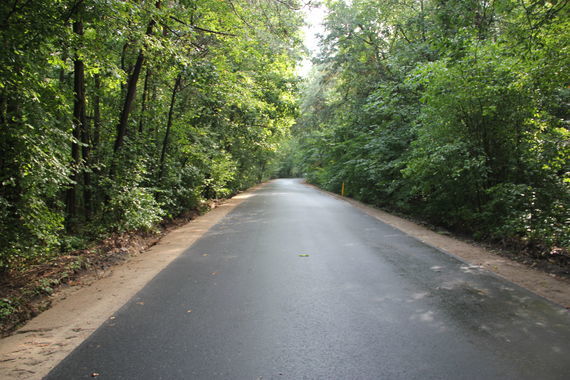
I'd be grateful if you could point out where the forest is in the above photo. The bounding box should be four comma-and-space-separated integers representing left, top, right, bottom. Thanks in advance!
284, 0, 569, 257
0, 0, 569, 276
0, 0, 303, 273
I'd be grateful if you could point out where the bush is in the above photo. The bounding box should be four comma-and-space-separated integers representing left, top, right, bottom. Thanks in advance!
97, 156, 165, 233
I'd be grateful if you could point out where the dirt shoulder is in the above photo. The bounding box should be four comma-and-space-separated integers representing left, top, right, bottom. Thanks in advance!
0, 184, 264, 380
311, 183, 570, 309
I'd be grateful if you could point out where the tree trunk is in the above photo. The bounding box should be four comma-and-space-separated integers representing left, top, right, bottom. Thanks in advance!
65, 17, 86, 232
82, 110, 91, 220
138, 69, 151, 134
93, 74, 101, 149
113, 1, 160, 153
159, 73, 182, 179
113, 50, 145, 152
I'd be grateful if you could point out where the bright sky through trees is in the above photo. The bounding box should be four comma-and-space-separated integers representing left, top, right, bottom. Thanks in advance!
299, 3, 326, 77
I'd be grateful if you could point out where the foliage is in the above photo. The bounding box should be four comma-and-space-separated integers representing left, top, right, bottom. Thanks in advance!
0, 298, 17, 320
287, 0, 570, 252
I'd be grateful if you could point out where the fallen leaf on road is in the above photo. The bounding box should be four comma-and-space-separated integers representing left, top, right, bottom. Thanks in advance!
298, 254, 309, 257
187, 310, 192, 313
211, 272, 218, 275
91, 373, 100, 377
202, 254, 208, 257
136, 302, 144, 305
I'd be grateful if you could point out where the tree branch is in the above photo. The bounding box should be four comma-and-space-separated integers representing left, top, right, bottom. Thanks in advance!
170, 16, 236, 36
226, 0, 255, 30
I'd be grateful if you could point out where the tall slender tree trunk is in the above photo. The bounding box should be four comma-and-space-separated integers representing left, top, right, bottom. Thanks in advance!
65, 17, 87, 232
0, 91, 23, 273
159, 72, 182, 179
138, 69, 151, 134
113, 49, 145, 152
93, 74, 101, 149
88, 74, 102, 216
113, 1, 160, 153
150, 76, 159, 140
119, 41, 129, 95
82, 111, 92, 220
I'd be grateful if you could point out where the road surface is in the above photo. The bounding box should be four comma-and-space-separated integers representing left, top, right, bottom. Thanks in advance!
47, 179, 570, 379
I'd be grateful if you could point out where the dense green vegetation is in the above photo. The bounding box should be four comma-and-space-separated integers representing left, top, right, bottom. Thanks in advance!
287, 0, 569, 253
0, 0, 303, 271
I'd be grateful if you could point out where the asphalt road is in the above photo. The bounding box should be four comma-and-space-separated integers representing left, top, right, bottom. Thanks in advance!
47, 179, 570, 379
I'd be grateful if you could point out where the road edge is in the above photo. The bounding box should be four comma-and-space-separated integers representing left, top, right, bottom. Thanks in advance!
304, 181, 570, 309
0, 182, 268, 380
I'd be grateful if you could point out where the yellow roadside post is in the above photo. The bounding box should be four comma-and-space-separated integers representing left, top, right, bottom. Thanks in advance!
341, 182, 345, 197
